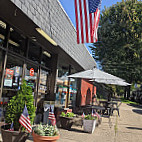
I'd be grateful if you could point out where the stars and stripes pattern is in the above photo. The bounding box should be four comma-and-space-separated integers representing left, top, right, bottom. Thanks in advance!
74, 0, 102, 44
19, 105, 32, 133
48, 108, 56, 126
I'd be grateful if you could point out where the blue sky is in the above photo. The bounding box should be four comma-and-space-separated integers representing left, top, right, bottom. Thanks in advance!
59, 0, 122, 54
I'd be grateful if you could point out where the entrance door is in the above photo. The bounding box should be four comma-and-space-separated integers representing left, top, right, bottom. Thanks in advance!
25, 62, 38, 105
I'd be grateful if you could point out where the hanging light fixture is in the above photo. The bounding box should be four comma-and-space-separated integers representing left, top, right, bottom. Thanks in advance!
36, 28, 57, 46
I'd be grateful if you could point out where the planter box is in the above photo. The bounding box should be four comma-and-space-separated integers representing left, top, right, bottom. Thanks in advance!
59, 116, 75, 130
1, 125, 29, 142
83, 119, 96, 133
32, 131, 60, 142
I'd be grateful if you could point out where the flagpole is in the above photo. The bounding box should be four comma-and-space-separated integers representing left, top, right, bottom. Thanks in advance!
19, 125, 22, 132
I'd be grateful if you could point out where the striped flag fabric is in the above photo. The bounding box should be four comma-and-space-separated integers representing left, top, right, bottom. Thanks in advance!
19, 105, 32, 133
48, 108, 56, 126
74, 0, 102, 44
82, 112, 85, 118
92, 109, 97, 117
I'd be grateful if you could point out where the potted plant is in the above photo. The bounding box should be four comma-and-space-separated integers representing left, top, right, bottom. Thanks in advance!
32, 124, 60, 142
1, 79, 36, 142
59, 112, 76, 129
83, 114, 97, 133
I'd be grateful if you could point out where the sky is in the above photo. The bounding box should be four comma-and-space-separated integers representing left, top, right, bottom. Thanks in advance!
59, 0, 122, 54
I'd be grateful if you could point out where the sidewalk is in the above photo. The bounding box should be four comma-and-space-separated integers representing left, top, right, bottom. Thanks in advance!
1, 103, 142, 142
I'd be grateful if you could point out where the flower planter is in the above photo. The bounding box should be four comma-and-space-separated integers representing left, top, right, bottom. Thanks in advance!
83, 119, 96, 133
32, 131, 60, 142
59, 116, 74, 130
1, 125, 29, 142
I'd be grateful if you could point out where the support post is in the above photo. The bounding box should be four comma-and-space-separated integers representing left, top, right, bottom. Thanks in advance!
65, 65, 71, 108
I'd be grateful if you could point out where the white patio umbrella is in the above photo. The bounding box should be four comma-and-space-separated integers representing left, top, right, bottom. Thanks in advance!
68, 68, 124, 81
94, 79, 131, 86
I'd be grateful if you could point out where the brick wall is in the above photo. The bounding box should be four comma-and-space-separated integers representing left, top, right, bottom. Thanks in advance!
10, 0, 96, 70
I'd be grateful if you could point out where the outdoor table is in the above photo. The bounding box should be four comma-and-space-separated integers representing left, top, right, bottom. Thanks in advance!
82, 105, 105, 114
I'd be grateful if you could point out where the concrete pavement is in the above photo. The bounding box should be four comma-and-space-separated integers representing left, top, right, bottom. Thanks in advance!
1, 102, 142, 142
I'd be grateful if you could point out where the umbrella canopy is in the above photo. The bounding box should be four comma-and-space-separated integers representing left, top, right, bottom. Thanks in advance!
68, 68, 124, 81
94, 79, 131, 86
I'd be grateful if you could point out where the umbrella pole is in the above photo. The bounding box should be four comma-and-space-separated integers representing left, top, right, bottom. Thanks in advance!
92, 84, 94, 105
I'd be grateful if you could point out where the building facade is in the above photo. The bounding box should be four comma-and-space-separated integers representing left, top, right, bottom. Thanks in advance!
0, 0, 96, 119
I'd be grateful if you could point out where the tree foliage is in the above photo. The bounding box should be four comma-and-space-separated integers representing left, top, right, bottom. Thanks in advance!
5, 80, 36, 131
90, 0, 142, 83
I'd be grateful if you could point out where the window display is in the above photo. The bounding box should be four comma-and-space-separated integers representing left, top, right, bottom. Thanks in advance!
25, 64, 38, 91
55, 71, 77, 107
3, 55, 23, 90
38, 69, 48, 95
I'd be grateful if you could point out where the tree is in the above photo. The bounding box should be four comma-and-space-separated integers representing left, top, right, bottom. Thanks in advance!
90, 0, 142, 98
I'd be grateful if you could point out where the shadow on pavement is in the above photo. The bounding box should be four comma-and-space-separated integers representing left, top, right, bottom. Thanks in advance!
68, 128, 86, 133
126, 127, 142, 131
132, 109, 142, 115
127, 103, 142, 109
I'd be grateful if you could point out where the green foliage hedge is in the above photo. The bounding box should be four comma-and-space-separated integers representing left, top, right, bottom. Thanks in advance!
5, 80, 36, 131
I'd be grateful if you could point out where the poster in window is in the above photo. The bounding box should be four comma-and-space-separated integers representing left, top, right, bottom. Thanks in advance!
4, 68, 14, 87
15, 66, 20, 76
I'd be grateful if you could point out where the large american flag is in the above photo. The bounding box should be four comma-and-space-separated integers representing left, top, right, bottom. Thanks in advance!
48, 108, 56, 126
74, 0, 102, 44
19, 105, 32, 133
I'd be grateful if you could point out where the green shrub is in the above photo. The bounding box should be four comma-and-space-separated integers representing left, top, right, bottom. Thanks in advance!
33, 124, 59, 136
60, 112, 75, 117
5, 79, 36, 131
85, 114, 97, 120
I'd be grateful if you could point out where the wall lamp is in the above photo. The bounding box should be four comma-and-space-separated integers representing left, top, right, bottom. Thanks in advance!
0, 34, 19, 47
43, 51, 51, 58
36, 28, 57, 46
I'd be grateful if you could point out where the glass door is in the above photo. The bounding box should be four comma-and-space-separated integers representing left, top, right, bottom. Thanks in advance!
25, 62, 38, 104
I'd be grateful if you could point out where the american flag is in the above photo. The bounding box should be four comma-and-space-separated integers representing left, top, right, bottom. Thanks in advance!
48, 108, 56, 126
82, 112, 85, 118
95, 111, 101, 119
74, 0, 102, 44
8, 122, 14, 131
19, 105, 32, 133
92, 109, 97, 117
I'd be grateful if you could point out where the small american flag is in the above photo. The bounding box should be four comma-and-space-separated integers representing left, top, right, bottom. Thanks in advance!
19, 105, 32, 133
82, 112, 85, 118
92, 109, 97, 117
48, 108, 56, 126
74, 0, 102, 43
95, 112, 101, 119
8, 122, 14, 131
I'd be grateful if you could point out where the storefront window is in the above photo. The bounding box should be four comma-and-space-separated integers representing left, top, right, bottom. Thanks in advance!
28, 41, 41, 64
0, 19, 6, 47
55, 70, 77, 107
8, 27, 26, 56
38, 69, 48, 95
3, 55, 23, 90
41, 51, 51, 68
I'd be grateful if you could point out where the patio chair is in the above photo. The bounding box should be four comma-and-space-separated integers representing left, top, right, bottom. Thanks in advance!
111, 102, 122, 116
